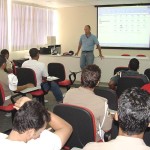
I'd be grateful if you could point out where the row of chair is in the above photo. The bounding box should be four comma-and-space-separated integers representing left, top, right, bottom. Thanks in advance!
54, 102, 150, 149
11, 63, 77, 104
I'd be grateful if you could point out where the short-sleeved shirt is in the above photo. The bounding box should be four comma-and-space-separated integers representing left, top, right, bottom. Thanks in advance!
22, 59, 48, 86
0, 130, 61, 150
83, 136, 150, 150
79, 34, 99, 51
0, 69, 12, 97
110, 70, 149, 85
63, 87, 112, 131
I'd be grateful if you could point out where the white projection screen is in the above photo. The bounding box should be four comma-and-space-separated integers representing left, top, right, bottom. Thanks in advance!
97, 4, 150, 49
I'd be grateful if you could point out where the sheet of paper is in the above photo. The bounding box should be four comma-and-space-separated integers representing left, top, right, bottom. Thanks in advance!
20, 86, 41, 94
47, 76, 59, 81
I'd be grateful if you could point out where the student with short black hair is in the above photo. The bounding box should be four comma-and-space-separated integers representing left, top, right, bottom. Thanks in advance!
109, 58, 149, 90
22, 48, 63, 103
0, 97, 72, 149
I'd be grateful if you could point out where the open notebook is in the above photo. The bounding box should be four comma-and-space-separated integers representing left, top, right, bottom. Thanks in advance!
20, 86, 41, 94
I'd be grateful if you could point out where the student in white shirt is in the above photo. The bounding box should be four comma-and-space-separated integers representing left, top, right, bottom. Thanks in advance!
0, 97, 72, 150
22, 48, 63, 103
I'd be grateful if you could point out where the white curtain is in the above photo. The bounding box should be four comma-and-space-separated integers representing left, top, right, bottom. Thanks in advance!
0, 0, 8, 50
47, 9, 55, 36
11, 3, 55, 51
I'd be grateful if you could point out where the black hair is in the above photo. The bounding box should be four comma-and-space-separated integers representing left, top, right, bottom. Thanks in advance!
1, 49, 9, 56
128, 58, 139, 71
0, 55, 6, 67
29, 48, 39, 58
81, 64, 101, 88
118, 87, 150, 135
12, 101, 50, 133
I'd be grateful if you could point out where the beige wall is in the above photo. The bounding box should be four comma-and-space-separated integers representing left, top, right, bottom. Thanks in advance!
57, 6, 96, 53
57, 6, 150, 57
9, 5, 150, 60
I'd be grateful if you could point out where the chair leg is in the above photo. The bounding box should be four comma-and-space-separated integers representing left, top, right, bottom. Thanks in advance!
66, 86, 70, 91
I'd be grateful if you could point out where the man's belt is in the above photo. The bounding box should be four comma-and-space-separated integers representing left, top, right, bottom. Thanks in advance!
82, 51, 93, 53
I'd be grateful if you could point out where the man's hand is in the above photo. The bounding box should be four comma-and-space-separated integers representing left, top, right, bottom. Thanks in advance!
14, 97, 31, 110
99, 54, 104, 60
75, 52, 79, 56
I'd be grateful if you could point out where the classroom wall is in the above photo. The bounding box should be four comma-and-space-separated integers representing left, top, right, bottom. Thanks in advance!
9, 2, 150, 59
57, 6, 150, 57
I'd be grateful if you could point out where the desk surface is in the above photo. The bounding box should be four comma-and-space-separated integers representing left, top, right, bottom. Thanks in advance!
39, 55, 150, 83
40, 54, 149, 59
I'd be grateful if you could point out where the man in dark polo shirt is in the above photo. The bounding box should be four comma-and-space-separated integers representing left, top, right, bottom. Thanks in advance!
108, 58, 149, 90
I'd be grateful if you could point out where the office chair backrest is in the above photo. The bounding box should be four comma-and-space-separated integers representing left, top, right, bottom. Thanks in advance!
94, 87, 118, 110
48, 63, 65, 81
0, 83, 5, 106
116, 77, 145, 98
16, 68, 36, 86
144, 68, 150, 80
114, 67, 129, 75
53, 104, 96, 149
13, 58, 29, 68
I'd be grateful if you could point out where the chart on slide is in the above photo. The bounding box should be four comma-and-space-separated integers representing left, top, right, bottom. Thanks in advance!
98, 5, 150, 48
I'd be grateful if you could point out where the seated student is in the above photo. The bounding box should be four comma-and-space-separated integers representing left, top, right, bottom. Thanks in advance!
63, 64, 112, 140
22, 48, 63, 103
108, 58, 149, 90
82, 87, 150, 150
0, 55, 34, 100
0, 97, 72, 149
1, 49, 13, 73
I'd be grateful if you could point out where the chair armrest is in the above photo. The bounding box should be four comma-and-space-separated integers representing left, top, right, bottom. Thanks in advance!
11, 93, 23, 104
69, 72, 76, 85
69, 71, 81, 85
104, 130, 112, 142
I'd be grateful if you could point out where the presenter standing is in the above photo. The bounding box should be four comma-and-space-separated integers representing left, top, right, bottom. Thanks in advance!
75, 25, 103, 69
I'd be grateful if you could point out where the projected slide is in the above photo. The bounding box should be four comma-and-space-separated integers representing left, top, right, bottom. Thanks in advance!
98, 5, 150, 49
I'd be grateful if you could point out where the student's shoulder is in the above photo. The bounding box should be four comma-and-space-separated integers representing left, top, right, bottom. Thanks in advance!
83, 142, 105, 150
91, 34, 97, 38
67, 87, 78, 93
27, 130, 61, 149
0, 133, 8, 139
80, 34, 86, 38
94, 94, 108, 103
34, 60, 45, 67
